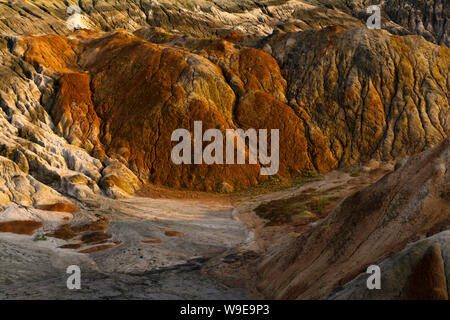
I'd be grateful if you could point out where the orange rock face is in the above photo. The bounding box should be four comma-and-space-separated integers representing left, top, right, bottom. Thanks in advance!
0, 221, 42, 235
38, 203, 79, 213
78, 242, 121, 254
164, 230, 183, 237
17, 29, 448, 192
142, 239, 163, 244
20, 35, 78, 72
20, 32, 270, 190
52, 72, 106, 159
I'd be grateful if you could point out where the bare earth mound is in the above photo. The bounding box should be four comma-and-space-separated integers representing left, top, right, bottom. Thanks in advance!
257, 138, 450, 299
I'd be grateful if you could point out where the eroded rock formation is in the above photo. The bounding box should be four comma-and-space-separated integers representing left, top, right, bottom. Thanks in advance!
0, 0, 448, 301
257, 138, 450, 299
8, 27, 447, 192
0, 0, 448, 193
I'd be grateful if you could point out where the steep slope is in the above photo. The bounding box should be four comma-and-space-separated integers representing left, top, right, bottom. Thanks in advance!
262, 26, 449, 165
3, 24, 448, 192
384, 0, 449, 46
0, 0, 363, 37
328, 232, 450, 300
257, 137, 450, 299
0, 0, 448, 196
0, 35, 108, 207
16, 31, 320, 190
348, 0, 449, 46
1, 1, 447, 45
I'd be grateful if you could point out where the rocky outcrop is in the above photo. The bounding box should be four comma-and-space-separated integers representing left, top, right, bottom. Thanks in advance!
263, 26, 449, 165
24, 28, 449, 190
0, 25, 447, 193
383, 0, 449, 46
0, 35, 106, 206
348, 0, 449, 46
257, 138, 450, 299
0, 0, 448, 51
1, 1, 447, 45
328, 232, 449, 300
0, 156, 66, 210
0, 0, 363, 38
99, 159, 142, 198
52, 72, 105, 159
172, 37, 337, 175
0, 1, 448, 196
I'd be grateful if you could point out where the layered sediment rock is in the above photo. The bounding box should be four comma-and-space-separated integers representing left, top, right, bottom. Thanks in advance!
0, 0, 448, 301
327, 234, 449, 300
349, 0, 449, 46
263, 26, 449, 165
1, 1, 447, 45
12, 27, 448, 191
257, 138, 450, 299
0, 0, 448, 197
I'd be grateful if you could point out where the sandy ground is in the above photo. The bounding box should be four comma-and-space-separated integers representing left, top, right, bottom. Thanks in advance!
232, 165, 394, 251
201, 164, 395, 296
0, 163, 393, 300
0, 196, 250, 299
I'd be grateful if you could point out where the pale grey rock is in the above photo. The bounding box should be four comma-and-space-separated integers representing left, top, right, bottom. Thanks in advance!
0, 156, 66, 210
0, 37, 105, 207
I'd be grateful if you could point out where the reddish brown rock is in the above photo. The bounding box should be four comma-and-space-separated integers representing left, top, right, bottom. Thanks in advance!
47, 218, 111, 244
52, 72, 106, 159
78, 242, 121, 254
0, 220, 42, 235
407, 244, 449, 300
16, 28, 448, 192
38, 203, 79, 213
142, 239, 163, 244
47, 225, 77, 240
164, 230, 183, 237
19, 35, 78, 72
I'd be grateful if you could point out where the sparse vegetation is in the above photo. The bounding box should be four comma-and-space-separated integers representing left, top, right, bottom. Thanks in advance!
350, 171, 363, 177
33, 233, 48, 241
230, 173, 322, 200
302, 168, 317, 178
254, 193, 340, 226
